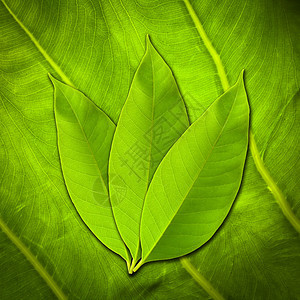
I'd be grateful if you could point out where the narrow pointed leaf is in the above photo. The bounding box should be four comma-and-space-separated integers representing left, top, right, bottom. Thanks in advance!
50, 75, 129, 262
140, 71, 249, 264
109, 36, 190, 260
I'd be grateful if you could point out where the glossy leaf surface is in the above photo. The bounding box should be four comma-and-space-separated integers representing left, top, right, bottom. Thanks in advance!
51, 75, 129, 263
1, 0, 299, 299
140, 72, 249, 264
109, 36, 189, 260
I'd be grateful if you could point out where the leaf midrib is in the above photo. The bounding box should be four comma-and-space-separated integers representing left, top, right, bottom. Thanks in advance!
180, 257, 224, 300
0, 217, 68, 300
249, 132, 300, 232
1, 0, 74, 88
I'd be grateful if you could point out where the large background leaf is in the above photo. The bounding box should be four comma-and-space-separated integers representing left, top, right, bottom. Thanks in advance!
0, 0, 299, 299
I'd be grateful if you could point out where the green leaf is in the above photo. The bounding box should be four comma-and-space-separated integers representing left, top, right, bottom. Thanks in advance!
139, 71, 249, 267
50, 75, 130, 264
1, 0, 300, 299
109, 36, 189, 262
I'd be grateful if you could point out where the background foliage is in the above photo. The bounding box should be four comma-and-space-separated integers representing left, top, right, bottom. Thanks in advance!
0, 0, 299, 299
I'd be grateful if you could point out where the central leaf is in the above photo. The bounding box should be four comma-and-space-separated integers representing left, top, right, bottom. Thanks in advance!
109, 36, 190, 262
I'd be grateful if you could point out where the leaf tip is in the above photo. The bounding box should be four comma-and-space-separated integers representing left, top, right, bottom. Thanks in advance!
48, 72, 54, 82
239, 69, 245, 81
48, 73, 59, 87
235, 69, 247, 92
145, 34, 152, 48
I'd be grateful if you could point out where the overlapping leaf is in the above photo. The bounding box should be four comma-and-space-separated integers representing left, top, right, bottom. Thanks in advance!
109, 36, 189, 263
138, 71, 249, 268
51, 75, 130, 264
52, 38, 249, 275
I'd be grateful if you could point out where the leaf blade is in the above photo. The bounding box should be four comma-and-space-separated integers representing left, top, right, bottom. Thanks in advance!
140, 71, 249, 263
51, 75, 129, 262
109, 36, 190, 260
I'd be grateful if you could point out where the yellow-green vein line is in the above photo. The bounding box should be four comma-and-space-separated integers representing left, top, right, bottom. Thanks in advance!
0, 2, 74, 297
183, 0, 300, 234
180, 258, 225, 300
0, 217, 68, 300
1, 0, 74, 88
183, 0, 230, 91
249, 132, 300, 233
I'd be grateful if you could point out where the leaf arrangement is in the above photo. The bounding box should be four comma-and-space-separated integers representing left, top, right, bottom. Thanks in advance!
2, 0, 300, 298
50, 36, 249, 274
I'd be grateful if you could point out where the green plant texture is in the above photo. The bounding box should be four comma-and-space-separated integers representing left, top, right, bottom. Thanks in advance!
0, 0, 299, 299
52, 37, 249, 274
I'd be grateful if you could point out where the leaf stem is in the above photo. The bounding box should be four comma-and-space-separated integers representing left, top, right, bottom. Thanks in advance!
128, 258, 136, 274
126, 260, 131, 273
180, 257, 224, 300
132, 259, 144, 273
